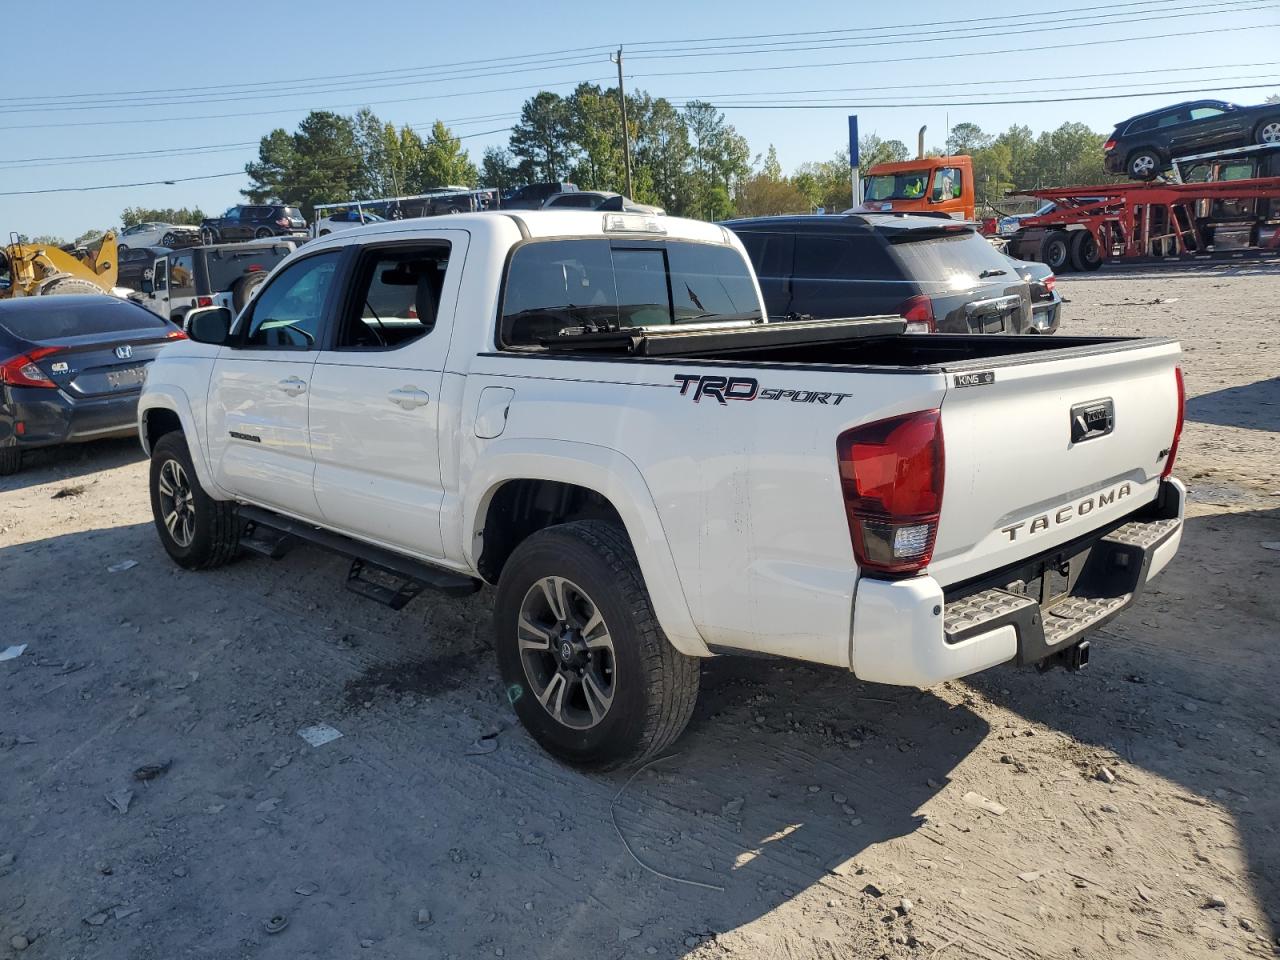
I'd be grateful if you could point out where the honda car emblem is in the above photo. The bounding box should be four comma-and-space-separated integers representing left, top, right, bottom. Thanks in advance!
115, 345, 133, 360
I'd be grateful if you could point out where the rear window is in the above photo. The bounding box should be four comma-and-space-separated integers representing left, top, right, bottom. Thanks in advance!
500, 239, 760, 346
0, 299, 168, 342
205, 247, 291, 292
888, 230, 1013, 286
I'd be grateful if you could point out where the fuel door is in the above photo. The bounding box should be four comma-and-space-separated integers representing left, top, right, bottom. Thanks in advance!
474, 386, 515, 439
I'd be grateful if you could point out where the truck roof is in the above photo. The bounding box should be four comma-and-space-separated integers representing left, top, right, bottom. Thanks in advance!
304, 210, 734, 247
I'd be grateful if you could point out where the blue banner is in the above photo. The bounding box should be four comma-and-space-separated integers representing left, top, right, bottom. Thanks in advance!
848, 115, 859, 168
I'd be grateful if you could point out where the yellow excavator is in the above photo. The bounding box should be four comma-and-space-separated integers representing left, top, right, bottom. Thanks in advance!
0, 231, 119, 299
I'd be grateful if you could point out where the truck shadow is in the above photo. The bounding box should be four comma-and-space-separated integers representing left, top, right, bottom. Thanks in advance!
1185, 377, 1280, 433
964, 506, 1280, 929
0, 436, 143, 492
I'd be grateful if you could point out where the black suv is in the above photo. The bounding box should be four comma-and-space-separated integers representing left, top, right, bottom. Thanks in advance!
724, 214, 1033, 334
500, 182, 578, 210
1104, 99, 1280, 180
200, 204, 308, 244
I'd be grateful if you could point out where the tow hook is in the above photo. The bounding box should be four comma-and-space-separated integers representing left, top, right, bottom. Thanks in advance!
1037, 640, 1090, 674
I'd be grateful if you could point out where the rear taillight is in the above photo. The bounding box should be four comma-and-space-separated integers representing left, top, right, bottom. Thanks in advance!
166, 329, 187, 339
837, 409, 945, 577
1103, 139, 1116, 153
1042, 275, 1057, 295
196, 296, 213, 307
0, 346, 63, 389
1162, 366, 1185, 479
980, 216, 998, 236
899, 294, 936, 334
276, 218, 290, 227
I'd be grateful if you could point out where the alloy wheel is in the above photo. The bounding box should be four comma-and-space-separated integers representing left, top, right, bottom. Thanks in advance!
1260, 121, 1280, 144
1131, 154, 1156, 177
157, 458, 196, 548
517, 576, 617, 730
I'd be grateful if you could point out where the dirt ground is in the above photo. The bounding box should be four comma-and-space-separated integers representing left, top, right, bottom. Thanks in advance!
1, 260, 1278, 960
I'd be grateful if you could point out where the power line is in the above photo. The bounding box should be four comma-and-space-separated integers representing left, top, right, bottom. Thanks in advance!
0, 172, 246, 198
0, 77, 607, 132
667, 61, 1280, 102
2, 0, 1236, 108
678, 74, 1280, 105
703, 80, 1280, 109
0, 124, 517, 194
631, 21, 1276, 79
2, 0, 1261, 116
629, 0, 1274, 59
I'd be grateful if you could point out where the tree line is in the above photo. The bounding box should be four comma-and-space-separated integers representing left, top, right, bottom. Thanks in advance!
103, 89, 1136, 235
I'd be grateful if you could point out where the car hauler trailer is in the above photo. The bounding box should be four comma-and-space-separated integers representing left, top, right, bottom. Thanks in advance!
995, 145, 1280, 272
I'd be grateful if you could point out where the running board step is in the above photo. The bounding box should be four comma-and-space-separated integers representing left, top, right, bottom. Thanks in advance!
239, 524, 296, 559
237, 505, 482, 603
346, 559, 426, 610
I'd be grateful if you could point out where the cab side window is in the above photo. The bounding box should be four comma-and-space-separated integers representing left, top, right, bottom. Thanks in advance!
931, 167, 963, 202
241, 252, 340, 349
335, 244, 450, 350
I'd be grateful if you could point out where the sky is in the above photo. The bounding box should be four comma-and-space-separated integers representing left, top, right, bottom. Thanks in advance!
2, 0, 1277, 239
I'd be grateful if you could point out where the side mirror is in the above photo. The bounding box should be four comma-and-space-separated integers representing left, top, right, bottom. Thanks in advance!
186, 306, 233, 345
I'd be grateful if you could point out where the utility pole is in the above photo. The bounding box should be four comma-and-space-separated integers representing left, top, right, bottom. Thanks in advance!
611, 47, 634, 198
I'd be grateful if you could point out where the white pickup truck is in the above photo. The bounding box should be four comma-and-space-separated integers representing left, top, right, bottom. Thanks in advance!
137, 211, 1186, 769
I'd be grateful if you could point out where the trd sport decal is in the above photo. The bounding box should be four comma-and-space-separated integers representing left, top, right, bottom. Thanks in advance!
674, 374, 851, 406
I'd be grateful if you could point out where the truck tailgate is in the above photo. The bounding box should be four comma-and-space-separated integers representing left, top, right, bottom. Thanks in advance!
928, 338, 1181, 587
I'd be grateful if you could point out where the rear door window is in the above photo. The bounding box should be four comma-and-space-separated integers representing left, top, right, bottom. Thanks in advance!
0, 299, 168, 342
794, 234, 898, 281
500, 239, 760, 346
170, 252, 196, 298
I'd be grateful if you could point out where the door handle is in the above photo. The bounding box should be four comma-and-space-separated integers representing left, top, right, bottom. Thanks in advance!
388, 386, 430, 410
276, 376, 307, 396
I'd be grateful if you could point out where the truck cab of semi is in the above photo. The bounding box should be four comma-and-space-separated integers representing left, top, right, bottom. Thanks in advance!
859, 156, 975, 221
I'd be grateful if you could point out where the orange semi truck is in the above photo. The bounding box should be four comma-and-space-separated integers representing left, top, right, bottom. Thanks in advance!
857, 155, 975, 220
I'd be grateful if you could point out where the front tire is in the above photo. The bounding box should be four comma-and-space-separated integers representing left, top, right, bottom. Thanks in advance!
200, 228, 217, 245
161, 232, 177, 247
149, 432, 239, 569
1256, 118, 1280, 145
1040, 231, 1071, 273
494, 521, 700, 770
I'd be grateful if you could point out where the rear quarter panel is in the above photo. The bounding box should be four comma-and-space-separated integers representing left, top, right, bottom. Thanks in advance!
456, 353, 947, 667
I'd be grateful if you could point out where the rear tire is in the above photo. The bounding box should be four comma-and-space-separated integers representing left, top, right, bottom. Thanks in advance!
149, 432, 239, 569
254, 227, 273, 239
200, 228, 217, 245
1256, 118, 1280, 145
1040, 232, 1071, 273
1069, 230, 1103, 272
494, 520, 700, 770
0, 448, 22, 476
1128, 149, 1161, 181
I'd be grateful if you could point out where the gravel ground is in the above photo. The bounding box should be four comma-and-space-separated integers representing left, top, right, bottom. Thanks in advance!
1, 260, 1278, 960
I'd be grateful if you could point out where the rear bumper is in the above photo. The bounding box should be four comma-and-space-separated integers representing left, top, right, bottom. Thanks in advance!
0, 386, 141, 450
851, 478, 1184, 687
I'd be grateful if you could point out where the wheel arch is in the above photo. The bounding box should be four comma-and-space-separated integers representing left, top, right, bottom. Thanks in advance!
137, 391, 223, 498
463, 440, 711, 657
